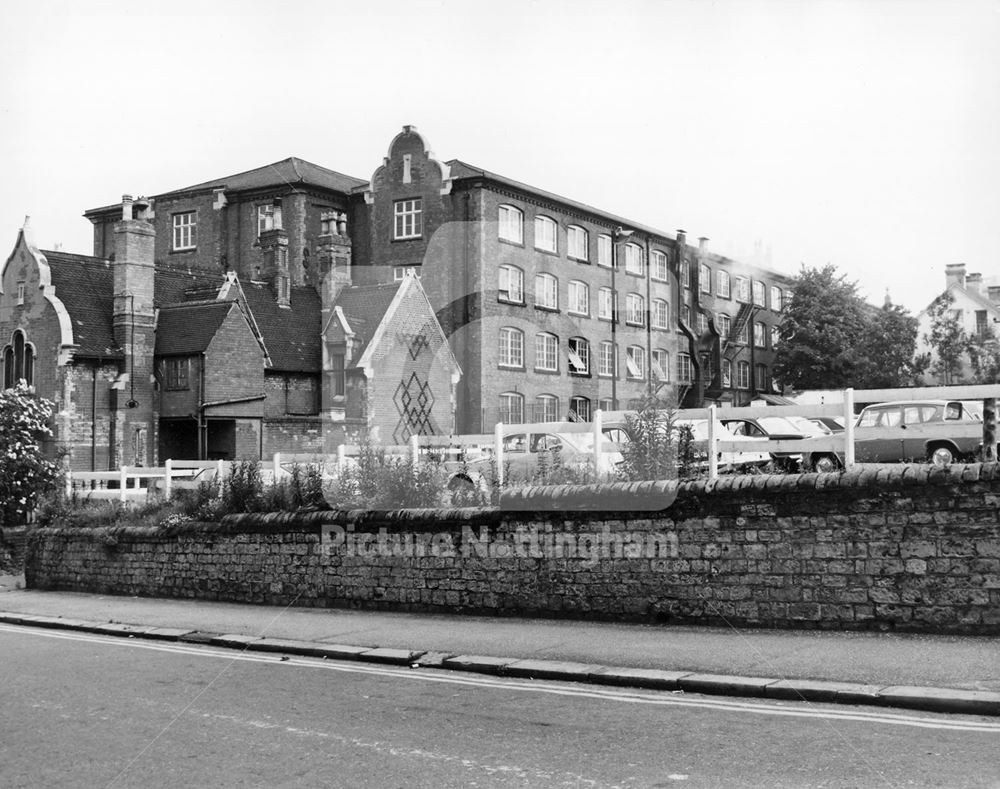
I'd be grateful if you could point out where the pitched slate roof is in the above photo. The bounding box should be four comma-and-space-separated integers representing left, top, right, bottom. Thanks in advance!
154, 265, 225, 307
331, 282, 403, 366
238, 282, 322, 372
161, 157, 368, 198
42, 251, 122, 358
155, 301, 236, 356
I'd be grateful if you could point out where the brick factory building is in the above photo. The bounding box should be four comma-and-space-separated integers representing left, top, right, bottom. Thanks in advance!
1, 126, 790, 468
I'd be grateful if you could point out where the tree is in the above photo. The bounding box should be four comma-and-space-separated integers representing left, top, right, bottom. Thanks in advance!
965, 325, 1000, 384
924, 292, 968, 385
0, 383, 61, 525
774, 265, 924, 391
854, 302, 928, 387
773, 265, 869, 390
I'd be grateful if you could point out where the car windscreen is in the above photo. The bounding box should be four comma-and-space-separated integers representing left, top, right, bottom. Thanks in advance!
756, 416, 803, 434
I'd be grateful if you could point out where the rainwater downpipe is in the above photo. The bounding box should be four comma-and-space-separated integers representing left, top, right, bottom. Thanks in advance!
91, 364, 98, 471
644, 235, 653, 396
198, 353, 207, 459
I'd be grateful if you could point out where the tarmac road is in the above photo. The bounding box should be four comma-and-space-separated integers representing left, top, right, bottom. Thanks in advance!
2, 583, 999, 691
2, 625, 999, 788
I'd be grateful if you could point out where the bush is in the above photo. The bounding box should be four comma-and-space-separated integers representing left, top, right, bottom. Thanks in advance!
0, 384, 62, 525
222, 459, 263, 513
617, 394, 680, 481
327, 441, 449, 509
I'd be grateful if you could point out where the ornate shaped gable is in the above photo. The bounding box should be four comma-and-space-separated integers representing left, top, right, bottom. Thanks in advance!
364, 125, 453, 205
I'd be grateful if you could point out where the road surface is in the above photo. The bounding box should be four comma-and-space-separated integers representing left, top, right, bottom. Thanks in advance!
1, 625, 998, 788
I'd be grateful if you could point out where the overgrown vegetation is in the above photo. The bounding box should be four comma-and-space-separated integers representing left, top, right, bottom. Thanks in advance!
616, 394, 704, 481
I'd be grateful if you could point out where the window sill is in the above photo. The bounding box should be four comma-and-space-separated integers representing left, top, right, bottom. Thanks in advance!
567, 310, 589, 318
625, 321, 646, 328
533, 368, 561, 376
569, 255, 590, 265
498, 364, 526, 372
534, 305, 560, 314
169, 248, 196, 255
534, 247, 559, 257
391, 235, 423, 243
498, 297, 526, 307
569, 371, 592, 378
498, 237, 524, 248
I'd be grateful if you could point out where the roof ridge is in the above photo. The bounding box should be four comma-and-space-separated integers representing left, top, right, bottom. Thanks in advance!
159, 299, 231, 311
41, 249, 109, 264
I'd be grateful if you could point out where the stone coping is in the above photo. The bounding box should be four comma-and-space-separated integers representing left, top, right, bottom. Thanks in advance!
23, 461, 1000, 537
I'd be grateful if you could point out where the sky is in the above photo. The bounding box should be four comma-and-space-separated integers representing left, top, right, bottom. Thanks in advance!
1, 0, 998, 314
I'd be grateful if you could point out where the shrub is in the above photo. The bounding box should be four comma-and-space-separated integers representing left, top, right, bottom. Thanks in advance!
617, 394, 680, 481
0, 384, 62, 525
222, 459, 263, 513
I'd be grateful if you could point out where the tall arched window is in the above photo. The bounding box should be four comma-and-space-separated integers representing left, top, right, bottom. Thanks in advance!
3, 330, 34, 389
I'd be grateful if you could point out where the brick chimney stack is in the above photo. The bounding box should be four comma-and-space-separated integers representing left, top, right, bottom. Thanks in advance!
260, 227, 291, 308
946, 263, 967, 289
966, 272, 983, 296
112, 195, 156, 466
317, 211, 352, 308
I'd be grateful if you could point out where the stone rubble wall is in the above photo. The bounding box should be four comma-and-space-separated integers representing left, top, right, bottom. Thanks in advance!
24, 463, 1000, 634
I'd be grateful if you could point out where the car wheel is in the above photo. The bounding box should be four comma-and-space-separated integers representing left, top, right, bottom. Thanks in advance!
813, 455, 839, 473
929, 445, 955, 467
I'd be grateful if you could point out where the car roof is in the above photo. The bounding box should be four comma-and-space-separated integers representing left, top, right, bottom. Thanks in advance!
862, 400, 955, 409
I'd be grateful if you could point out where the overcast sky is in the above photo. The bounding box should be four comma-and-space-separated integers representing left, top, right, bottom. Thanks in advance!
2, 0, 997, 313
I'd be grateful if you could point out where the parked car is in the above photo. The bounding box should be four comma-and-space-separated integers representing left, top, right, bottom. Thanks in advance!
446, 428, 623, 493
802, 399, 988, 472
678, 419, 771, 471
806, 416, 846, 434
720, 414, 808, 471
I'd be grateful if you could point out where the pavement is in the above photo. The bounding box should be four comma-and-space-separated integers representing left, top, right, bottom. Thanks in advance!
2, 573, 999, 717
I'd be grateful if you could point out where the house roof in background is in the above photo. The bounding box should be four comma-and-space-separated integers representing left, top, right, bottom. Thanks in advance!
155, 301, 236, 356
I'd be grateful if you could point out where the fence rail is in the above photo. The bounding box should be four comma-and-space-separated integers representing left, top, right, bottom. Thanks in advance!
63, 384, 1000, 502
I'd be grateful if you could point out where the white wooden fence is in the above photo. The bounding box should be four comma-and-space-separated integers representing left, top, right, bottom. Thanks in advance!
63, 384, 1000, 502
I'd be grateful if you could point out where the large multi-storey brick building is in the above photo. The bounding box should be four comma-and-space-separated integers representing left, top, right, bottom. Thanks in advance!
2, 125, 791, 468
355, 126, 793, 430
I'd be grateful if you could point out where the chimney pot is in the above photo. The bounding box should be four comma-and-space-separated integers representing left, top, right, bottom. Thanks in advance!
122, 194, 134, 221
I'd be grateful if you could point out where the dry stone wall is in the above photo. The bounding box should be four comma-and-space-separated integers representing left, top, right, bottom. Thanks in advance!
25, 463, 1000, 634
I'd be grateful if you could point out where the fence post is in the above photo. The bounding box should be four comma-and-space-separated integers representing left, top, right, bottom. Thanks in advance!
65, 470, 73, 499
593, 409, 604, 476
494, 421, 505, 487
164, 458, 173, 500
410, 433, 420, 466
337, 444, 346, 473
707, 404, 719, 480
843, 387, 855, 469
983, 398, 997, 462
216, 460, 225, 484
272, 452, 282, 482
119, 466, 128, 503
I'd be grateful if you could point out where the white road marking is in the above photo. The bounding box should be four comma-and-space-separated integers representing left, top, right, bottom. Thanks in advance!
3, 623, 1000, 734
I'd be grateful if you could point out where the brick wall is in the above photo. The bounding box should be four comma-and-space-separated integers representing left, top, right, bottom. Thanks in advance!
25, 463, 1000, 634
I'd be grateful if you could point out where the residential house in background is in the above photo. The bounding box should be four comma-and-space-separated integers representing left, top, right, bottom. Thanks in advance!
915, 263, 1000, 384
